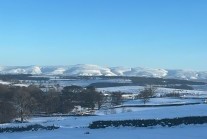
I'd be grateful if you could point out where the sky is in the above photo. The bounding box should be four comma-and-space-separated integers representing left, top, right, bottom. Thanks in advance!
0, 0, 207, 70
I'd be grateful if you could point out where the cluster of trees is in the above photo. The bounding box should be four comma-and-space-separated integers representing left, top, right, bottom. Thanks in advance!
0, 85, 48, 123
110, 92, 123, 106
0, 82, 162, 124
60, 86, 103, 113
0, 84, 103, 123
163, 91, 181, 98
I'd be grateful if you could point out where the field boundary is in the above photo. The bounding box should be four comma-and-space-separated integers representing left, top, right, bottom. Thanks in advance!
89, 116, 207, 129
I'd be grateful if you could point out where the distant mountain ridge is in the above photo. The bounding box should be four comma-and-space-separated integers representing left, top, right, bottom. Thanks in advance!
0, 64, 207, 80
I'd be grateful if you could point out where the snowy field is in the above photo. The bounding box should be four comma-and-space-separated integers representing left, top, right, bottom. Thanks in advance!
1, 80, 207, 139
1, 104, 207, 139
97, 85, 207, 98
1, 104, 207, 128
1, 125, 207, 139
122, 98, 203, 106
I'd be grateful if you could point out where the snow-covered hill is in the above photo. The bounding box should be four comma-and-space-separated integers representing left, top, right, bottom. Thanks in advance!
0, 64, 207, 80
0, 66, 42, 74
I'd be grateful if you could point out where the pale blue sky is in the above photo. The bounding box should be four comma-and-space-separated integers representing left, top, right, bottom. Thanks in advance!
0, 0, 207, 70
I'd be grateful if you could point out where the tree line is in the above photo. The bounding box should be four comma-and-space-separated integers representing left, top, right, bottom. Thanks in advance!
0, 83, 158, 124
0, 74, 49, 81
0, 84, 103, 123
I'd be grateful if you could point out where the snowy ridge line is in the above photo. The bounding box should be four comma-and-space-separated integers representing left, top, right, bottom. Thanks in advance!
0, 64, 207, 80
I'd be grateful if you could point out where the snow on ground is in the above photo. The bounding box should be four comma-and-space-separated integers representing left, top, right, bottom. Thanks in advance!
0, 80, 29, 87
95, 104, 207, 121
13, 84, 29, 87
1, 104, 207, 139
97, 86, 207, 98
122, 98, 203, 106
0, 84, 206, 139
97, 86, 144, 93
1, 104, 207, 128
156, 88, 207, 98
1, 125, 207, 139
0, 80, 10, 85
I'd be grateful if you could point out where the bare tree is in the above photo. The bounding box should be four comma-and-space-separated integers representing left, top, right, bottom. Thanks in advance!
14, 89, 37, 122
138, 86, 156, 104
